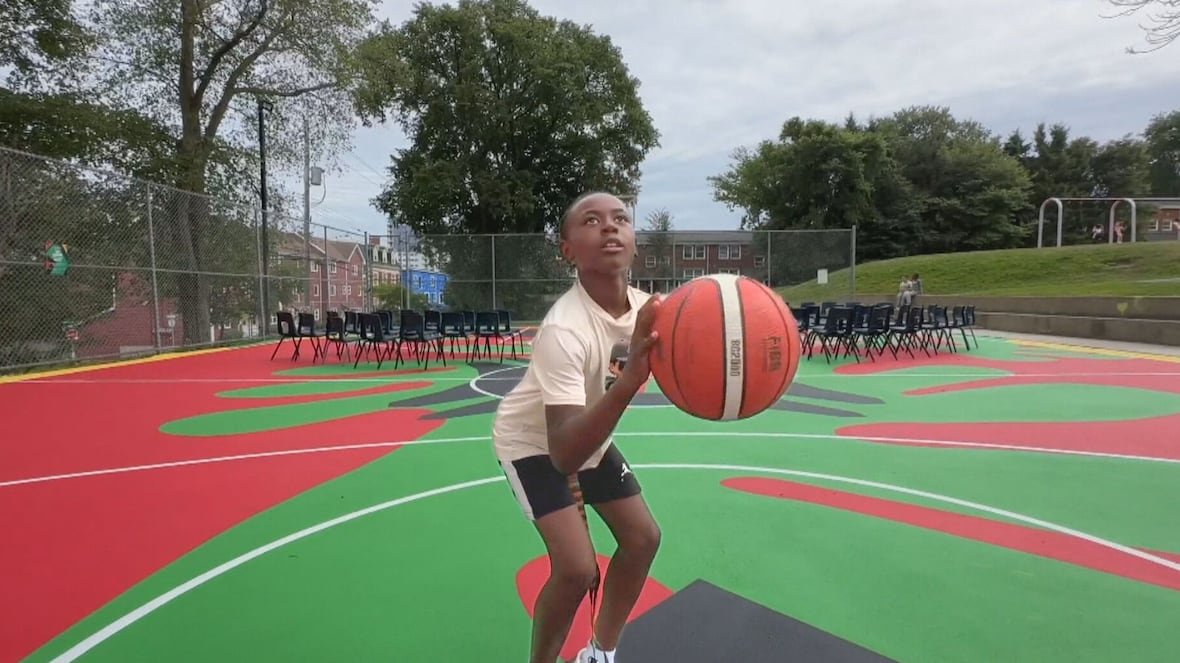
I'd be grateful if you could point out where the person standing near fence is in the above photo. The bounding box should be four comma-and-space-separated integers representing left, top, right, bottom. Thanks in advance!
491, 191, 663, 663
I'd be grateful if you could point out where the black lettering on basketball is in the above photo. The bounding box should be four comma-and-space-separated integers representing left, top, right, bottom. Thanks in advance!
764, 336, 783, 372
729, 338, 742, 377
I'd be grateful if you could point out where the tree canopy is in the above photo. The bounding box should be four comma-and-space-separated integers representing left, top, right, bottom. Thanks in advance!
352, 0, 659, 315
708, 104, 1174, 261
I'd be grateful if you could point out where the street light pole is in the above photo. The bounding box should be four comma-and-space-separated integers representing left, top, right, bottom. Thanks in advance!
258, 98, 272, 334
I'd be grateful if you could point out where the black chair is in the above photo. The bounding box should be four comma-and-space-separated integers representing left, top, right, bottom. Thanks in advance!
270, 311, 301, 360
296, 312, 326, 363
354, 312, 392, 369
324, 314, 351, 362
496, 309, 522, 360
396, 309, 446, 369
811, 305, 856, 363
440, 311, 469, 358
473, 311, 506, 362
884, 306, 924, 359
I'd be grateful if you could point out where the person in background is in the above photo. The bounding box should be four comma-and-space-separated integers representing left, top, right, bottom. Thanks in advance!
909, 273, 924, 306
896, 275, 913, 307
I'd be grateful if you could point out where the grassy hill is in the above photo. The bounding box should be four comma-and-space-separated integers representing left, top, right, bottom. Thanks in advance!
777, 241, 1180, 302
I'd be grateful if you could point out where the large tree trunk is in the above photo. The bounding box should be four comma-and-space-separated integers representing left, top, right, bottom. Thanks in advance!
173, 0, 212, 346
173, 132, 212, 346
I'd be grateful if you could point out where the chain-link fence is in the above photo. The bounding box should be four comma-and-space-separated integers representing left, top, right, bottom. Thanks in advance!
0, 145, 378, 373
0, 144, 858, 372
409, 228, 857, 321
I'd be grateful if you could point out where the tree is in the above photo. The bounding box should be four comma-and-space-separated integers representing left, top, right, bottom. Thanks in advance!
352, 0, 659, 316
870, 106, 1033, 254
639, 207, 674, 286
708, 117, 914, 263
1105, 1, 1180, 52
1143, 110, 1180, 194
1, 0, 92, 87
81, 0, 377, 343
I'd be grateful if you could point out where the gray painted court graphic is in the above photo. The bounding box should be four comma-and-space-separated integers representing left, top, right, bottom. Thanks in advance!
617, 580, 898, 662
388, 362, 884, 419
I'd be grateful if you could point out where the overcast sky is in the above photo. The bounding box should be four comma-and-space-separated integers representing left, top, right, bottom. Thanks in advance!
301, 0, 1180, 237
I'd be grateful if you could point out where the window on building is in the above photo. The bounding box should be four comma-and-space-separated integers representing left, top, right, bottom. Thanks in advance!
343, 285, 352, 296
718, 268, 740, 275
312, 284, 320, 297
311, 263, 319, 272
329, 263, 337, 274
682, 244, 706, 260
754, 255, 766, 267
683, 268, 705, 279
329, 284, 337, 297
719, 244, 741, 260
645, 255, 656, 268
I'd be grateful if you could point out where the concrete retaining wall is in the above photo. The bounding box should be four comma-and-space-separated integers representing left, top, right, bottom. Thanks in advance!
846, 294, 1180, 347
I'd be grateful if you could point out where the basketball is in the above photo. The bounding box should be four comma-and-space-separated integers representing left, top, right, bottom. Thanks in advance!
648, 273, 801, 421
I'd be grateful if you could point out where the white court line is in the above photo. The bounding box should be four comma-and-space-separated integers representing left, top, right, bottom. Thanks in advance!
4, 429, 1176, 489
44, 461, 1180, 663
11, 370, 1180, 385
468, 365, 524, 400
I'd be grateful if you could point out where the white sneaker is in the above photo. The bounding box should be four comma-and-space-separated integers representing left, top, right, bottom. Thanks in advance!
574, 644, 614, 663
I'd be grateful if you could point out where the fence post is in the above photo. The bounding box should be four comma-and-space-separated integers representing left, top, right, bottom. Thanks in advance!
766, 231, 774, 287
146, 185, 163, 352
363, 231, 370, 311
850, 225, 857, 299
491, 234, 497, 309
256, 204, 266, 339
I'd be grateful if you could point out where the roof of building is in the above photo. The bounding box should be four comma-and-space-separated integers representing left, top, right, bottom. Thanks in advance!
636, 230, 756, 244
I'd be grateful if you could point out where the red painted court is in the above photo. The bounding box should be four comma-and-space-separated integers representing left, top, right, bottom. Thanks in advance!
2, 332, 1179, 662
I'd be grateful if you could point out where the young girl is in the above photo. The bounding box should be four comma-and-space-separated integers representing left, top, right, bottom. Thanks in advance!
492, 192, 663, 663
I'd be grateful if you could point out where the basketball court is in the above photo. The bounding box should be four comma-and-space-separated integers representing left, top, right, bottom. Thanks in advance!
3, 330, 1179, 662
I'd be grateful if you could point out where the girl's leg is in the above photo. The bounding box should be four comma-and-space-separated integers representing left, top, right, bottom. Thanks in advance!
530, 504, 600, 663
589, 493, 661, 651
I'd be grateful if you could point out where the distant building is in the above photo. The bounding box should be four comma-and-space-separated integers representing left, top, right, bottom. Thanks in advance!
404, 268, 449, 306
1144, 204, 1180, 241
273, 232, 367, 318
632, 230, 766, 293
366, 236, 402, 289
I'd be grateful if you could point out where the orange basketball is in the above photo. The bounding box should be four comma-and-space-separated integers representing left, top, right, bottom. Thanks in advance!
648, 274, 801, 421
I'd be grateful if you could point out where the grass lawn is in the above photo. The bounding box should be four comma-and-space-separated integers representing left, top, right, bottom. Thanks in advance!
778, 241, 1180, 302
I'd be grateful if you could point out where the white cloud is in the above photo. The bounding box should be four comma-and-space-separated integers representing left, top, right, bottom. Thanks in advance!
311, 0, 1179, 234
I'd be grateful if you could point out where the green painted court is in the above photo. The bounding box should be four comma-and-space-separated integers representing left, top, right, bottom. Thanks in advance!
3, 332, 1180, 662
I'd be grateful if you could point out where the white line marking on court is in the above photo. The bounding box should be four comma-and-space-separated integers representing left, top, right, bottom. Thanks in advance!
45, 476, 504, 663
45, 461, 1180, 663
0, 437, 489, 488
468, 365, 523, 400
6, 427, 1177, 489
11, 370, 1180, 386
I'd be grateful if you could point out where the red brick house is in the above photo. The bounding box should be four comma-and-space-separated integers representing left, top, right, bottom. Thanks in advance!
631, 231, 767, 293
1145, 205, 1180, 241
275, 232, 368, 318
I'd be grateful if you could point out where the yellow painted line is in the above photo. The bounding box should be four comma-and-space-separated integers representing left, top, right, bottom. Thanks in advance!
1010, 339, 1180, 363
0, 344, 259, 384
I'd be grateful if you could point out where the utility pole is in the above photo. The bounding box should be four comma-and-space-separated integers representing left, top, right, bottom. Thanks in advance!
303, 114, 312, 311
258, 98, 272, 334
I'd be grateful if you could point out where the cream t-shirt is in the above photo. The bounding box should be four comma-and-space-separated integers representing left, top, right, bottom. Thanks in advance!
492, 280, 651, 469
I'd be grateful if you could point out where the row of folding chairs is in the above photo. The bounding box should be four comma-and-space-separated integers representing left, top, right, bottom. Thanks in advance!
790, 302, 978, 364
269, 308, 526, 369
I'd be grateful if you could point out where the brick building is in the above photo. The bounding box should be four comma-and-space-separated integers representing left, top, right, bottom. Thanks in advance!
631, 231, 767, 293
274, 232, 368, 318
